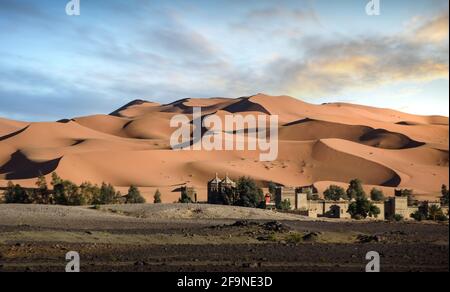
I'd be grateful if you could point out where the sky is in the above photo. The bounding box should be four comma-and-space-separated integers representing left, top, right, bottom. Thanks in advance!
0, 0, 448, 121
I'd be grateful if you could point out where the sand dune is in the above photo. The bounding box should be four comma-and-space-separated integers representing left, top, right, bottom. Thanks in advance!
0, 118, 28, 137
0, 94, 448, 201
280, 119, 424, 149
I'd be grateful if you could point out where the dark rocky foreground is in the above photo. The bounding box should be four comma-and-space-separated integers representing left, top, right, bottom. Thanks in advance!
0, 219, 448, 272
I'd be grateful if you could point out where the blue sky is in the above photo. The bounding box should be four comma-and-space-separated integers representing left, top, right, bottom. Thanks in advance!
0, 0, 448, 121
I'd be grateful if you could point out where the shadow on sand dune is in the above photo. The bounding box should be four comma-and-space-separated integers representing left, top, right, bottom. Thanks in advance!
0, 150, 62, 180
222, 97, 271, 115
0, 125, 30, 142
282, 118, 425, 150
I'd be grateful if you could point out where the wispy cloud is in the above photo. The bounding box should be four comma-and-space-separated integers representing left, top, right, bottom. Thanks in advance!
262, 11, 449, 98
411, 11, 449, 43
0, 0, 448, 120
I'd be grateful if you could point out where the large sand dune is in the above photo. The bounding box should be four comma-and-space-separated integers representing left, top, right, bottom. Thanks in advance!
0, 94, 448, 201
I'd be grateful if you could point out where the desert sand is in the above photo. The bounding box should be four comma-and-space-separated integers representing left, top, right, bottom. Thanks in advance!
0, 94, 448, 202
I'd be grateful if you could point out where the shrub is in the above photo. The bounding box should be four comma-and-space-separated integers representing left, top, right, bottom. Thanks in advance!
286, 233, 303, 244
398, 189, 413, 197
268, 181, 277, 197
179, 189, 193, 203
278, 199, 291, 211
79, 182, 100, 205
153, 189, 162, 204
51, 172, 63, 187
93, 183, 121, 205
54, 180, 90, 206
436, 213, 449, 222
324, 185, 347, 201
52, 178, 89, 206
353, 214, 364, 220
441, 184, 449, 206
235, 177, 264, 208
219, 187, 236, 205
411, 211, 426, 221
428, 205, 447, 222
308, 193, 320, 201
3, 182, 30, 204
125, 186, 146, 204
348, 197, 380, 219
370, 188, 385, 202
31, 174, 51, 204
393, 214, 404, 222
397, 189, 416, 206
64, 182, 85, 206
53, 181, 67, 205
346, 179, 366, 200
6, 172, 145, 207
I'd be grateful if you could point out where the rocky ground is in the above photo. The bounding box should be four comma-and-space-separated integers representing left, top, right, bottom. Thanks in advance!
0, 204, 448, 272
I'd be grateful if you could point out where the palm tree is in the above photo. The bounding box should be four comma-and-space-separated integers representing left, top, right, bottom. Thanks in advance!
428, 205, 442, 221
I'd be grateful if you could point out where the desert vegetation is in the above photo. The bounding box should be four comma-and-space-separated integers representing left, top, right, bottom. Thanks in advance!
345, 180, 381, 219
411, 204, 448, 222
1, 172, 145, 206
370, 188, 385, 201
202, 176, 265, 208
441, 184, 449, 205
153, 189, 162, 204
323, 185, 347, 201
321, 179, 381, 219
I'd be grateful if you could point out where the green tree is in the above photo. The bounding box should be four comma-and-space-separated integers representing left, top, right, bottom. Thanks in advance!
64, 181, 84, 206
308, 192, 320, 201
51, 172, 65, 204
411, 210, 426, 222
441, 184, 449, 205
278, 199, 291, 211
154, 189, 162, 204
370, 188, 385, 202
397, 189, 416, 205
31, 174, 51, 204
3, 181, 30, 204
324, 185, 347, 201
428, 205, 445, 221
219, 187, 236, 205
235, 177, 264, 208
53, 179, 87, 206
348, 197, 380, 219
51, 172, 63, 187
393, 214, 404, 222
53, 181, 67, 205
399, 189, 413, 197
125, 186, 146, 204
179, 189, 193, 203
79, 182, 100, 205
94, 183, 120, 205
346, 179, 366, 200
399, 189, 417, 206
268, 181, 277, 198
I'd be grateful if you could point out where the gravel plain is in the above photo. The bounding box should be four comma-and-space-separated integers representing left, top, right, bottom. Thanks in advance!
0, 204, 448, 272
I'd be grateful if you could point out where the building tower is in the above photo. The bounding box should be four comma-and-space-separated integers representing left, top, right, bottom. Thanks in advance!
207, 173, 236, 205
207, 173, 222, 204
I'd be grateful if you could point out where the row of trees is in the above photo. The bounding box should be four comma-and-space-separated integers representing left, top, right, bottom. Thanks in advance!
323, 180, 385, 202
412, 205, 448, 222
1, 173, 146, 206
323, 180, 449, 221
267, 178, 383, 217
320, 179, 381, 219
409, 185, 449, 222
346, 179, 380, 219
215, 177, 265, 208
